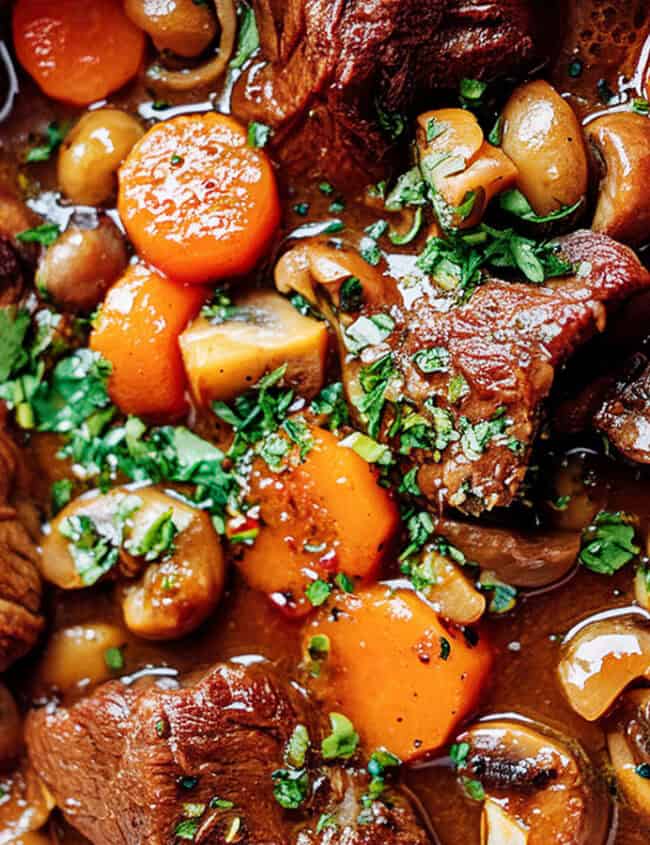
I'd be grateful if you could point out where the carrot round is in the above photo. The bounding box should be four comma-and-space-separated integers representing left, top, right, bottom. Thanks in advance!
90, 264, 206, 419
235, 426, 400, 616
13, 0, 145, 106
304, 586, 492, 761
118, 114, 281, 284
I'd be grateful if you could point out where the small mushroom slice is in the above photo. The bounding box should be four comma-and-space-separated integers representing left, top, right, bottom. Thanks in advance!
456, 719, 610, 845
607, 689, 650, 820
411, 547, 486, 625
558, 611, 650, 721
587, 112, 650, 247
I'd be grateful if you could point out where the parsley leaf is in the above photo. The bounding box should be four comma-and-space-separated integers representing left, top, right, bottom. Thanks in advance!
247, 121, 271, 148
579, 511, 639, 574
230, 4, 259, 69
26, 121, 68, 163
0, 307, 30, 382
272, 768, 309, 809
321, 713, 359, 761
16, 222, 61, 247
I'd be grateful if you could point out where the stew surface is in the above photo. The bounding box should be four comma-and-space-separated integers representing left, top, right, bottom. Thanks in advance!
1, 2, 650, 844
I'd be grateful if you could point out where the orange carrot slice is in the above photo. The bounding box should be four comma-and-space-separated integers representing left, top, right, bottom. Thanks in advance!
118, 113, 281, 284
13, 0, 145, 106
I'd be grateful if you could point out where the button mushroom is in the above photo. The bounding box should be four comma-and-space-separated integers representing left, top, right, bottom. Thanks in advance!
501, 80, 588, 217
41, 486, 226, 640
409, 547, 486, 625
607, 689, 650, 821
125, 0, 218, 58
587, 112, 650, 247
558, 611, 650, 721
58, 108, 145, 206
455, 718, 611, 844
36, 215, 129, 313
416, 108, 517, 229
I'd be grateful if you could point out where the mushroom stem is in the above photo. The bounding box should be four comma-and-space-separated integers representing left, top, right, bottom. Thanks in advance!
147, 0, 237, 92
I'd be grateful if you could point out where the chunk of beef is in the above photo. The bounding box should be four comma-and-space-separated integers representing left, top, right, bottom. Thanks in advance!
400, 231, 650, 512
26, 662, 429, 845
235, 0, 535, 182
594, 352, 650, 464
0, 413, 43, 671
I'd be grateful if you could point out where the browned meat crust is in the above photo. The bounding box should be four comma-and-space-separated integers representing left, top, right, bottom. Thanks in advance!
594, 352, 650, 464
27, 663, 428, 845
235, 0, 535, 182
400, 231, 650, 512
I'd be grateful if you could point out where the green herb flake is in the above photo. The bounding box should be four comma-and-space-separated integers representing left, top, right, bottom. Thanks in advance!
16, 222, 61, 247
285, 724, 311, 769
636, 763, 650, 779
104, 646, 125, 671
230, 4, 260, 69
305, 579, 332, 607
209, 796, 235, 809
51, 478, 73, 515
26, 121, 68, 163
272, 768, 309, 809
321, 712, 359, 761
339, 276, 363, 313
579, 511, 640, 575
334, 572, 355, 593
316, 813, 337, 834
487, 115, 503, 146
307, 634, 330, 661
439, 636, 451, 660
129, 508, 178, 562
461, 777, 485, 801
247, 121, 272, 148
449, 741, 470, 768
293, 202, 310, 216
568, 59, 583, 78
319, 182, 335, 196
174, 818, 200, 840
459, 78, 487, 106
413, 346, 450, 374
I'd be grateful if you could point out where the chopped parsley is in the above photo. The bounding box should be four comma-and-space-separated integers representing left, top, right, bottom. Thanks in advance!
339, 276, 363, 313
352, 353, 396, 438
321, 712, 359, 761
413, 346, 450, 374
16, 222, 61, 247
310, 382, 349, 432
230, 4, 259, 69
127, 508, 178, 561
247, 121, 271, 148
272, 768, 309, 809
439, 636, 451, 660
104, 646, 125, 671
500, 189, 582, 225
285, 724, 311, 768
51, 478, 73, 514
305, 579, 332, 607
579, 511, 640, 575
26, 121, 68, 163
459, 78, 487, 108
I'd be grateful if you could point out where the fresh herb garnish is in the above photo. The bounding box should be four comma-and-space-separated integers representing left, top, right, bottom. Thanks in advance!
247, 121, 271, 148
579, 511, 639, 575
500, 189, 582, 225
305, 579, 332, 607
321, 712, 359, 761
26, 121, 68, 163
104, 646, 125, 671
16, 222, 61, 247
272, 768, 309, 809
230, 4, 259, 69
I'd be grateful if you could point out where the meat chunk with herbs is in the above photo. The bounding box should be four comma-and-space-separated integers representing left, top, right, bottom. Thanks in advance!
26, 662, 428, 845
0, 409, 43, 671
594, 352, 650, 464
235, 0, 535, 181
281, 230, 650, 515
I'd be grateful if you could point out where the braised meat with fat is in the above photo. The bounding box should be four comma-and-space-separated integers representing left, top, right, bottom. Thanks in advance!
26, 662, 429, 845
594, 353, 650, 464
235, 0, 535, 181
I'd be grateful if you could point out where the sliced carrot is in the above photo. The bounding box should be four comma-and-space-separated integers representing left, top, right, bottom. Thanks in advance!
13, 0, 145, 106
90, 263, 207, 419
118, 114, 281, 284
304, 586, 492, 761
235, 426, 400, 616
